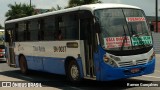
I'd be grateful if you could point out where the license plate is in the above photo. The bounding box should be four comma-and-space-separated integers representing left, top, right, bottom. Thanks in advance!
130, 68, 140, 73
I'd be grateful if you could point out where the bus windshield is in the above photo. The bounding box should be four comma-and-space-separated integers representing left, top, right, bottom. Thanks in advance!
95, 9, 152, 51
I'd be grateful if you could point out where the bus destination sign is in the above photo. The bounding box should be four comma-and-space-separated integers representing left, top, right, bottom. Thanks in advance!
104, 36, 131, 49
131, 36, 152, 46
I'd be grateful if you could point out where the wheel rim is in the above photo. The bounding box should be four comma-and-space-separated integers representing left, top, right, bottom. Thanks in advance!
70, 65, 79, 80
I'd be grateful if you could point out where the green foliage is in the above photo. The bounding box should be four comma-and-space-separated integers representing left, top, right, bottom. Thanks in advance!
68, 0, 102, 8
50, 5, 63, 11
0, 24, 4, 29
5, 2, 35, 20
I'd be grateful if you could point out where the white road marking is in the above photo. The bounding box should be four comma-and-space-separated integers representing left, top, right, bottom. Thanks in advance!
142, 69, 160, 79
143, 75, 160, 79
71, 87, 84, 90
155, 70, 160, 73
21, 76, 33, 79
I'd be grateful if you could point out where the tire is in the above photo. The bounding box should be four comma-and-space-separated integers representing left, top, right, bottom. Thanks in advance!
67, 60, 81, 82
19, 55, 28, 74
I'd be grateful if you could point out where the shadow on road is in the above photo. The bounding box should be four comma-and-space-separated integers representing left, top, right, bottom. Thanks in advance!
0, 69, 154, 90
0, 61, 6, 63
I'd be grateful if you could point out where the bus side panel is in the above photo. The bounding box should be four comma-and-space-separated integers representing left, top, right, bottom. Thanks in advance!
14, 41, 81, 75
15, 54, 66, 74
15, 55, 44, 71
15, 55, 19, 67
43, 57, 65, 75
26, 56, 43, 71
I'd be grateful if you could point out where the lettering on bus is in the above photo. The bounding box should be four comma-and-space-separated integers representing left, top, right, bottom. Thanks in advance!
18, 44, 24, 51
131, 36, 152, 46
126, 17, 145, 22
104, 36, 131, 48
33, 46, 45, 52
53, 46, 66, 52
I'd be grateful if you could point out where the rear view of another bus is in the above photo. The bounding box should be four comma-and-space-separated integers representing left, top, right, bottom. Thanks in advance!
0, 29, 5, 61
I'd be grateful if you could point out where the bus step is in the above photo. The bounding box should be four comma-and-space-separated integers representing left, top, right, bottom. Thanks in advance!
10, 64, 17, 68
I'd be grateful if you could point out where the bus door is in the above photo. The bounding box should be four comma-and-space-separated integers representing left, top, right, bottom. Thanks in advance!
80, 11, 95, 77
6, 29, 15, 67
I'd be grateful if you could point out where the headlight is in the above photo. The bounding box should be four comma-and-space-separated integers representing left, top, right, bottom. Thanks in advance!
110, 55, 121, 61
103, 55, 118, 67
149, 51, 155, 61
103, 54, 109, 62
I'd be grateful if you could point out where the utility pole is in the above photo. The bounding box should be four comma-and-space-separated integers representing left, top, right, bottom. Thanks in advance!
30, 0, 31, 7
156, 0, 158, 32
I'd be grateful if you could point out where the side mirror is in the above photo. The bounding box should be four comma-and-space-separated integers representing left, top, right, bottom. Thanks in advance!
150, 24, 154, 31
95, 22, 101, 33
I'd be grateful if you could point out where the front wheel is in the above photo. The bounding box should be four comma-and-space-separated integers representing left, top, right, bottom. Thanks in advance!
67, 60, 81, 82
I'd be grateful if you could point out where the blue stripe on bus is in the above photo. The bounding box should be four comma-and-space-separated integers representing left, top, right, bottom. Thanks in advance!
15, 55, 84, 77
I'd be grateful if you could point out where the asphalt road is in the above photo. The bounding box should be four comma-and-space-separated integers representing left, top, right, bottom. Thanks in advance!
0, 54, 160, 90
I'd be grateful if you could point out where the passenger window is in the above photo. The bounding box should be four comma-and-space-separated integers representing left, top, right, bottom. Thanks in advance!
28, 20, 39, 41
57, 12, 79, 40
44, 16, 55, 40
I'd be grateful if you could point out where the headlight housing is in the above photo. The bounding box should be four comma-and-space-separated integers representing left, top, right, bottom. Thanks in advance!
149, 51, 155, 62
103, 54, 118, 67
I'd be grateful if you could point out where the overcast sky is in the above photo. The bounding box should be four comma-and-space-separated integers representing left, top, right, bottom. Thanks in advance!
0, 0, 160, 26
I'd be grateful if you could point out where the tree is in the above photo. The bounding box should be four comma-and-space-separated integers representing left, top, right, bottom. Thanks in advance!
68, 0, 82, 7
68, 0, 102, 8
83, 0, 102, 4
50, 5, 62, 11
0, 24, 4, 29
5, 2, 35, 20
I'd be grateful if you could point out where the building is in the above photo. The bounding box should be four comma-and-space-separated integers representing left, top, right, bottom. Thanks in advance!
147, 16, 160, 32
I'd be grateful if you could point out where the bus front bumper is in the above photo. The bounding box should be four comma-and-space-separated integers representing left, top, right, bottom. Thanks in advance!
99, 58, 155, 81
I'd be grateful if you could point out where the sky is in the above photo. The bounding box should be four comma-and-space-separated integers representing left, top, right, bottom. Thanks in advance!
0, 0, 160, 27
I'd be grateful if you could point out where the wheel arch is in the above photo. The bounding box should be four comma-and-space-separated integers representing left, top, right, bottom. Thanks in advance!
18, 54, 25, 62
64, 56, 84, 78
18, 53, 28, 74
18, 53, 26, 67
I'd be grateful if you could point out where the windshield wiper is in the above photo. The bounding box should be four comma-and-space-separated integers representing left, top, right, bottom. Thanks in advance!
130, 24, 146, 48
121, 26, 127, 51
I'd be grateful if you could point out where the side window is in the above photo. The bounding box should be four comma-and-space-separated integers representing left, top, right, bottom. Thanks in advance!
44, 16, 55, 40
79, 11, 93, 40
56, 12, 79, 40
5, 23, 15, 42
64, 12, 79, 40
38, 19, 44, 40
17, 22, 26, 41
28, 20, 39, 41
54, 16, 63, 40
15, 23, 18, 41
23, 21, 30, 41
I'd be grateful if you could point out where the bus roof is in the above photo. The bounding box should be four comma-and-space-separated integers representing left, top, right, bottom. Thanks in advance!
5, 3, 141, 24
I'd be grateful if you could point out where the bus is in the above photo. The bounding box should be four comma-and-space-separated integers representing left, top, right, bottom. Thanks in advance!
5, 3, 155, 81
0, 29, 5, 61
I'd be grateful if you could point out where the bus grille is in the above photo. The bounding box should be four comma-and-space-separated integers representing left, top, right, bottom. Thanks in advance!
118, 59, 148, 67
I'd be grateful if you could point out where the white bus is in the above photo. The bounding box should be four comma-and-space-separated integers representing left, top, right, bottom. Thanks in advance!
5, 3, 155, 81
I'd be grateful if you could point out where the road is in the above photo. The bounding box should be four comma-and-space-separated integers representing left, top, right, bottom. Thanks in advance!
0, 54, 160, 90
